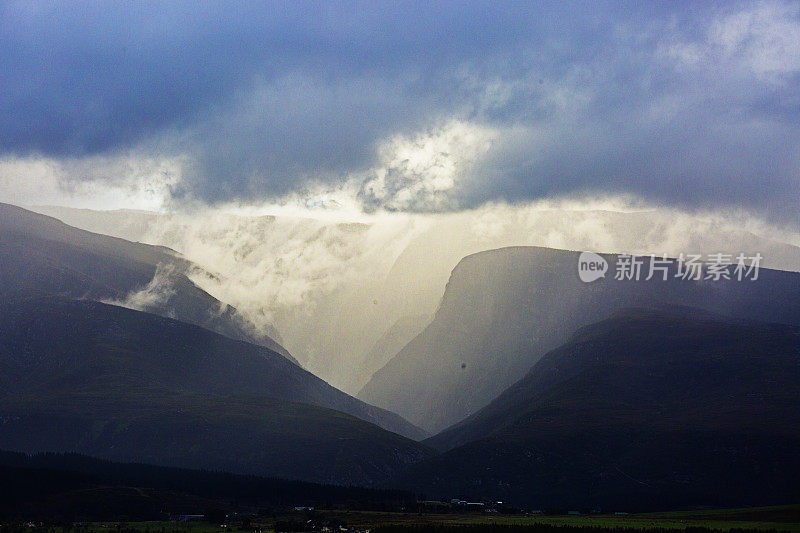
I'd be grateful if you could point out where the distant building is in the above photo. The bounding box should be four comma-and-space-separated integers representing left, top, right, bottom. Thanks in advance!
169, 514, 205, 522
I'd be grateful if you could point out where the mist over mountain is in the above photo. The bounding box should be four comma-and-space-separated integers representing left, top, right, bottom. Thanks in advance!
361, 314, 433, 385
359, 246, 800, 433
395, 307, 800, 509
0, 203, 291, 360
0, 204, 426, 439
28, 204, 800, 393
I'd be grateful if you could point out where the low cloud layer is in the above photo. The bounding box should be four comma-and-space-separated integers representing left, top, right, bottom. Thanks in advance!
103, 263, 178, 314
36, 201, 800, 392
2, 1, 799, 223
359, 120, 499, 212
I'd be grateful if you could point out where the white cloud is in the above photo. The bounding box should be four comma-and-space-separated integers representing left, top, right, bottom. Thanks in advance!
359, 120, 499, 212
103, 263, 178, 314
0, 152, 184, 211
662, 1, 800, 82
710, 1, 800, 78
0, 120, 504, 216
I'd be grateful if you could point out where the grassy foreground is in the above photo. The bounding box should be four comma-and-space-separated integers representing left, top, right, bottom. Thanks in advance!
3, 505, 798, 533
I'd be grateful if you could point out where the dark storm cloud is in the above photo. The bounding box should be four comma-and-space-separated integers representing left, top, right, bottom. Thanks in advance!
2, 1, 799, 220
1, 1, 545, 153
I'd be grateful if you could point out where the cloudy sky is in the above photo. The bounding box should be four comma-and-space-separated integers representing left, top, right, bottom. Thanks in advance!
1, 1, 799, 224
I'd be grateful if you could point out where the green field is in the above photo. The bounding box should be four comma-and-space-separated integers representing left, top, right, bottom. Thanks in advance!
4, 505, 798, 533
274, 505, 800, 532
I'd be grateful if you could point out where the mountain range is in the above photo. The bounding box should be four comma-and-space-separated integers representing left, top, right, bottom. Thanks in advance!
359, 246, 800, 433
0, 205, 428, 484
28, 204, 800, 394
0, 202, 291, 360
3, 203, 800, 509
0, 295, 430, 483
396, 307, 800, 509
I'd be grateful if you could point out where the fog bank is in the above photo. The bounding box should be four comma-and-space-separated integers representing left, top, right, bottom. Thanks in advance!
32, 200, 800, 392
